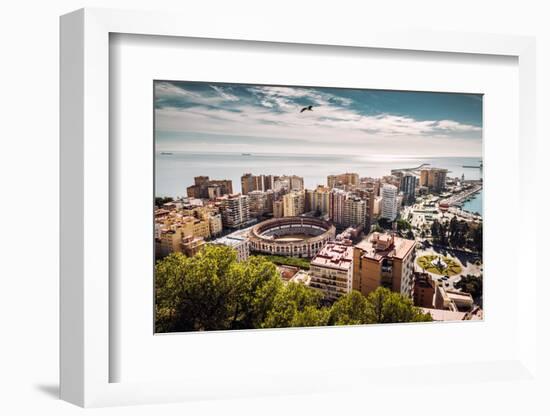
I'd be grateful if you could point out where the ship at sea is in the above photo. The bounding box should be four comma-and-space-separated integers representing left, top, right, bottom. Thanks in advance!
160, 152, 173, 155
241, 153, 252, 156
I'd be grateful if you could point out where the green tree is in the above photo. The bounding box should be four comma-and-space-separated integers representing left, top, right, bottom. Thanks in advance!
377, 218, 392, 229
364, 287, 432, 324
155, 196, 174, 207
227, 256, 283, 329
372, 224, 383, 233
455, 274, 483, 303
157, 246, 237, 331
261, 282, 324, 328
448, 217, 469, 247
468, 223, 483, 253
155, 245, 239, 332
155, 247, 432, 333
155, 245, 282, 332
397, 219, 412, 231
291, 306, 331, 327
431, 220, 440, 243
330, 290, 369, 325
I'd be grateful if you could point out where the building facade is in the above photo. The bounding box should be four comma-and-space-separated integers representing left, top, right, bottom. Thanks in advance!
327, 172, 359, 189
353, 232, 416, 298
381, 183, 398, 221
181, 235, 205, 257
420, 168, 447, 192
283, 190, 305, 217
208, 213, 223, 237
212, 235, 250, 262
241, 173, 270, 195
248, 217, 336, 258
313, 185, 331, 215
329, 189, 347, 226
343, 196, 367, 228
309, 242, 354, 301
412, 272, 436, 308
285, 175, 305, 191
248, 190, 268, 217
219, 194, 251, 228
400, 174, 417, 205
187, 176, 233, 199
273, 200, 284, 218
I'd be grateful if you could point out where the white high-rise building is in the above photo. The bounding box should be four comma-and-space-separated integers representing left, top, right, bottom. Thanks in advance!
220, 194, 250, 228
381, 184, 398, 221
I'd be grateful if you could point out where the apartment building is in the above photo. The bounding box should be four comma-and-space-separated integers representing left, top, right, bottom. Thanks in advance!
329, 189, 347, 225
343, 196, 367, 228
206, 213, 222, 237
283, 190, 305, 217
412, 272, 436, 308
381, 183, 398, 221
248, 190, 268, 217
219, 194, 251, 228
353, 232, 416, 298
327, 172, 359, 189
212, 234, 250, 262
187, 176, 233, 199
400, 174, 417, 205
310, 242, 354, 301
420, 168, 447, 192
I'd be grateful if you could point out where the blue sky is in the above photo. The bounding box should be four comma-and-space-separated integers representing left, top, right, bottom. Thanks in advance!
154, 81, 482, 157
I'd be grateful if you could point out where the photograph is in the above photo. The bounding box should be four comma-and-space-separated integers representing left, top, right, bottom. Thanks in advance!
154, 81, 484, 333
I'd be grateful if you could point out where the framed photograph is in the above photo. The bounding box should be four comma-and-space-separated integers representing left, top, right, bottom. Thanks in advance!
60, 8, 538, 408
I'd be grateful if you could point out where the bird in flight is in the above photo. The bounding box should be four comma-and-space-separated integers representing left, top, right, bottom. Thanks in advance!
300, 105, 313, 113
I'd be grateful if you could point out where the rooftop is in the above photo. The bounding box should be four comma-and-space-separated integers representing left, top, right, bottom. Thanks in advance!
355, 232, 416, 261
311, 242, 353, 271
445, 289, 474, 303
421, 308, 467, 321
438, 286, 474, 306
277, 265, 299, 281
290, 270, 311, 285
212, 235, 247, 247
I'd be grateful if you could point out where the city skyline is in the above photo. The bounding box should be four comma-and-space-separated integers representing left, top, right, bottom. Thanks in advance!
155, 81, 483, 157
154, 80, 483, 332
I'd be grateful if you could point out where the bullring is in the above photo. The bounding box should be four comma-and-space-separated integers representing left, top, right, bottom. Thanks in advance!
248, 217, 336, 258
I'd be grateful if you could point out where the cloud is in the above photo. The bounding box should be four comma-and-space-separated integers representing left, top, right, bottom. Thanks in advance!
210, 85, 239, 102
154, 82, 482, 157
155, 82, 240, 108
434, 119, 482, 132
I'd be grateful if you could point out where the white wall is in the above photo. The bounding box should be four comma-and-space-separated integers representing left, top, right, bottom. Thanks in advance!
0, 1, 547, 415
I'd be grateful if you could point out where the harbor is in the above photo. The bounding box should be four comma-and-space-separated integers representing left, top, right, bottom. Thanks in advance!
439, 182, 483, 208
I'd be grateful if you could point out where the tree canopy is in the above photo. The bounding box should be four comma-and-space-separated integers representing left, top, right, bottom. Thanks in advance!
155, 196, 174, 207
455, 274, 483, 305
430, 219, 482, 254
155, 245, 432, 332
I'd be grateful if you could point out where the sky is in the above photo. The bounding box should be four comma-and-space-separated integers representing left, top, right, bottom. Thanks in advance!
154, 81, 483, 157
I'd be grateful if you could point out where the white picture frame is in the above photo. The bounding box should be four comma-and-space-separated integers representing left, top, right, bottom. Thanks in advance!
60, 7, 538, 408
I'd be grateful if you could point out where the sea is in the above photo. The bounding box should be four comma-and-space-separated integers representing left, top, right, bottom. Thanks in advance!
155, 152, 483, 213
460, 189, 483, 215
